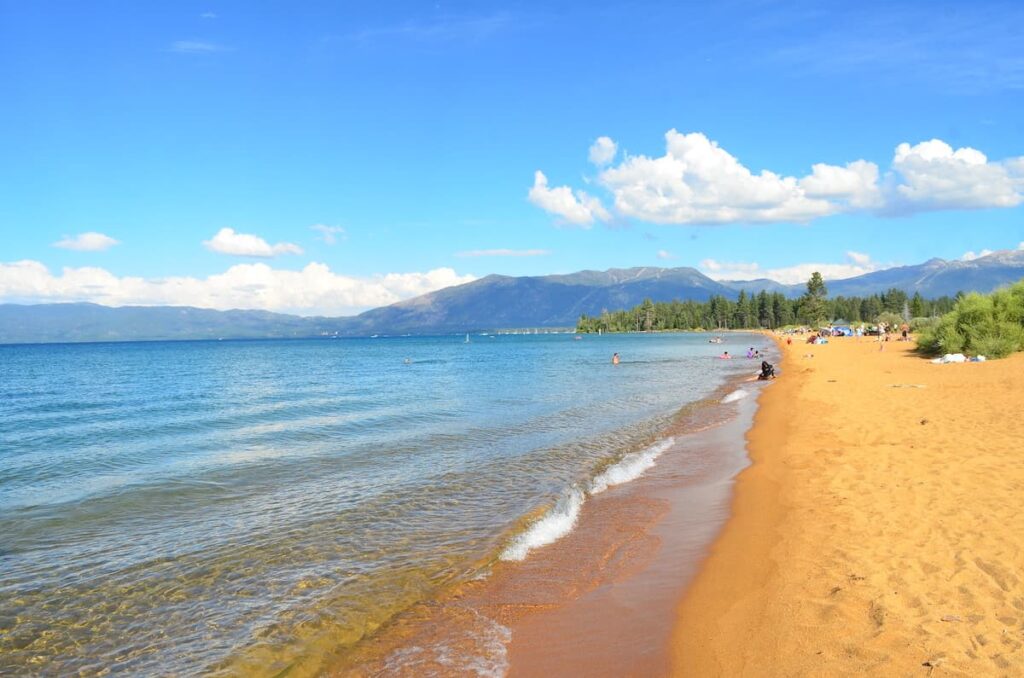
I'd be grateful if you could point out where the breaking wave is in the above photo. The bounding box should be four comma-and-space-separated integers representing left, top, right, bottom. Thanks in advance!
721, 388, 748, 404
590, 437, 674, 495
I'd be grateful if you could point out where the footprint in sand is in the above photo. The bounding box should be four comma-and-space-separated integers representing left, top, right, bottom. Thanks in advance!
975, 558, 1018, 592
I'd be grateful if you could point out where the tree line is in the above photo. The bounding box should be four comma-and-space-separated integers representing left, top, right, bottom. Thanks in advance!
576, 273, 958, 333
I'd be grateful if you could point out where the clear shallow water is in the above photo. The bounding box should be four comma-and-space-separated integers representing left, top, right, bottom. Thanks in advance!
0, 333, 760, 675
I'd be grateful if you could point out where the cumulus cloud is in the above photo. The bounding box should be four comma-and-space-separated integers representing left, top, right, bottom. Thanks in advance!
890, 139, 1023, 211
700, 251, 881, 284
588, 136, 618, 166
845, 250, 872, 266
311, 224, 346, 245
656, 250, 677, 260
527, 171, 610, 227
961, 248, 994, 261
600, 131, 836, 224
203, 228, 303, 257
0, 260, 475, 317
455, 249, 551, 257
52, 232, 120, 252
529, 130, 1024, 225
800, 160, 882, 209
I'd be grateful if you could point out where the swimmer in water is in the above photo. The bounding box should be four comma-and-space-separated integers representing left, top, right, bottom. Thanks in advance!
721, 351, 731, 359
612, 352, 620, 365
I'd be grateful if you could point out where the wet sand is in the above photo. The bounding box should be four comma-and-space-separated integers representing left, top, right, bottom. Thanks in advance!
330, 374, 770, 676
674, 337, 1024, 675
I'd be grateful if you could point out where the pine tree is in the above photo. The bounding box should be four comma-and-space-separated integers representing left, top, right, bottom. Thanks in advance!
798, 272, 828, 325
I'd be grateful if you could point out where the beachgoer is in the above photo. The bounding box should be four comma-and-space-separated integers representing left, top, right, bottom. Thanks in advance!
901, 323, 909, 341
758, 360, 776, 380
786, 336, 792, 345
612, 352, 620, 365
721, 351, 731, 359
746, 347, 754, 359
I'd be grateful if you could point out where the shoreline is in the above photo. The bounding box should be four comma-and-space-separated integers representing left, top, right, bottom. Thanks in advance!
672, 336, 1024, 675
326, 338, 775, 675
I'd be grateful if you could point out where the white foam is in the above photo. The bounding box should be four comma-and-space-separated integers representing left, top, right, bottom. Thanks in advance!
590, 438, 674, 495
500, 488, 584, 561
721, 388, 748, 404
381, 613, 511, 678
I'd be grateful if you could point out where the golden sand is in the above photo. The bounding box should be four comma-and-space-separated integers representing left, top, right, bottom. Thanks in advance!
673, 336, 1024, 676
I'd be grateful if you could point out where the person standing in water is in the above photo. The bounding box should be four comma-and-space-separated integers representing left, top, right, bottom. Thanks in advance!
612, 353, 620, 365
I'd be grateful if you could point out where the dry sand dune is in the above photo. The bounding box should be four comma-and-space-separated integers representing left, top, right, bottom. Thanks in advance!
674, 336, 1024, 676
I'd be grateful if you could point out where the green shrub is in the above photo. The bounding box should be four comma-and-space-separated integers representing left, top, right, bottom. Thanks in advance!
909, 316, 937, 332
875, 311, 904, 328
971, 323, 1024, 358
916, 279, 1024, 359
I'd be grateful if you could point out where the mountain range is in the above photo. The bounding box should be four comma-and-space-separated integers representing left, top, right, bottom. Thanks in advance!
2, 249, 1023, 344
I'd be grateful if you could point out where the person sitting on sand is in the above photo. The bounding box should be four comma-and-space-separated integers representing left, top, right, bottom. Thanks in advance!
612, 352, 620, 365
758, 360, 776, 380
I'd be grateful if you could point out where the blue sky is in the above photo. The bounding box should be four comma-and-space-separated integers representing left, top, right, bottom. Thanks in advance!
1, 0, 1022, 314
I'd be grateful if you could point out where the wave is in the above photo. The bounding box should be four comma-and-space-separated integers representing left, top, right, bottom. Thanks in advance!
590, 437, 674, 495
721, 388, 748, 404
500, 488, 584, 561
500, 437, 676, 561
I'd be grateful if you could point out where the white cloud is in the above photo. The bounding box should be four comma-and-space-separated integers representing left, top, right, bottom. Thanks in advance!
170, 40, 229, 53
700, 251, 880, 284
203, 228, 303, 257
961, 248, 994, 261
0, 260, 475, 317
800, 160, 882, 209
455, 249, 551, 257
598, 130, 837, 224
311, 224, 346, 245
588, 136, 618, 166
527, 170, 610, 227
52, 232, 120, 252
845, 250, 871, 266
890, 139, 1023, 211
656, 250, 677, 260
200, 12, 217, 19
530, 130, 1024, 225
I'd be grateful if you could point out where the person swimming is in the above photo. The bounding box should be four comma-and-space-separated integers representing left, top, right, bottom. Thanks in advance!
746, 347, 755, 358
612, 352, 620, 365
721, 351, 731, 359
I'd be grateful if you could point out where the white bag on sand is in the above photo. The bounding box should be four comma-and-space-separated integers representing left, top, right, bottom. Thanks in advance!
931, 353, 967, 364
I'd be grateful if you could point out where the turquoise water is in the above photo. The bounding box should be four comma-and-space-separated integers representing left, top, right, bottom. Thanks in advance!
0, 333, 761, 675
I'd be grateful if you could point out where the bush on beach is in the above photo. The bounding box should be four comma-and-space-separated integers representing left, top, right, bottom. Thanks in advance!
917, 280, 1024, 359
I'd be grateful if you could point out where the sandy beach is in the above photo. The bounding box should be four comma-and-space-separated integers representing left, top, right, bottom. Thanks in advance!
673, 336, 1024, 675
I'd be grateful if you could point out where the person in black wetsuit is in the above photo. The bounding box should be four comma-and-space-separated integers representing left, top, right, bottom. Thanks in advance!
758, 360, 776, 380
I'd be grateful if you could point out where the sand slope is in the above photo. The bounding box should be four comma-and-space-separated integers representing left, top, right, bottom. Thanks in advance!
674, 337, 1024, 676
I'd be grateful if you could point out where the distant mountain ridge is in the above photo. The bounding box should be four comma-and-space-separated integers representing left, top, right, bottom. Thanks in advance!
2, 249, 1023, 343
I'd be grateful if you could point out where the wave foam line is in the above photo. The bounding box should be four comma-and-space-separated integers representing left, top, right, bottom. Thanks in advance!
499, 437, 676, 562
590, 437, 674, 495
721, 388, 748, 404
500, 488, 584, 561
